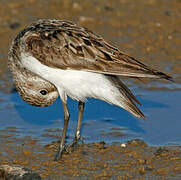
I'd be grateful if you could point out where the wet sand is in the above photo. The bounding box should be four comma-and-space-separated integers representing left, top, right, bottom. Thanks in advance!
0, 0, 181, 179
0, 129, 181, 179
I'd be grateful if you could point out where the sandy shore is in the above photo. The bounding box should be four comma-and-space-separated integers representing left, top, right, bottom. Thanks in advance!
0, 132, 181, 179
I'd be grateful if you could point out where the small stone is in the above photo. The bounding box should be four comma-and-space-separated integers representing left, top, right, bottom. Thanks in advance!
104, 5, 113, 11
78, 16, 94, 24
164, 10, 171, 16
127, 139, 147, 147
9, 22, 20, 29
73, 3, 82, 10
155, 22, 161, 27
154, 147, 169, 156
0, 165, 41, 180
168, 35, 172, 40
121, 143, 126, 148
94, 141, 106, 149
146, 47, 151, 52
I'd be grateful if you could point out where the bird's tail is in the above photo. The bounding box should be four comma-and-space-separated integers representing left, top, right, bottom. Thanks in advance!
108, 76, 146, 119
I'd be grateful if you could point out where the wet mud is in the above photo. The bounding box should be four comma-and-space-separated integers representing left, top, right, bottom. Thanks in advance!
0, 130, 181, 179
0, 0, 181, 179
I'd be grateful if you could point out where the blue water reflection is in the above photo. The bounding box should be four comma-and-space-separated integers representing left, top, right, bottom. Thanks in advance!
11, 90, 144, 133
1, 86, 181, 146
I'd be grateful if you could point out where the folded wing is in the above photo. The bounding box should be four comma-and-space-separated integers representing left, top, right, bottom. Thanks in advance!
23, 19, 172, 81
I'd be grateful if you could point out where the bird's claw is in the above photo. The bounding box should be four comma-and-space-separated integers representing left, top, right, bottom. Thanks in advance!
54, 145, 68, 161
68, 136, 84, 148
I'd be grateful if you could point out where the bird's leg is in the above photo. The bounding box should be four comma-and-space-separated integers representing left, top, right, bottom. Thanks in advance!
54, 101, 70, 161
69, 101, 85, 148
75, 101, 85, 143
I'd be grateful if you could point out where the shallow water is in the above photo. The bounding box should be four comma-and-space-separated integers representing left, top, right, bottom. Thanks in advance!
0, 80, 180, 146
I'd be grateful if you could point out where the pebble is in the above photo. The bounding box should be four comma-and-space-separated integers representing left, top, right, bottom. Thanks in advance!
0, 165, 41, 180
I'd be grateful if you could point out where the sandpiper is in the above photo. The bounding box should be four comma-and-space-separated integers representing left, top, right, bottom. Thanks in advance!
8, 19, 172, 160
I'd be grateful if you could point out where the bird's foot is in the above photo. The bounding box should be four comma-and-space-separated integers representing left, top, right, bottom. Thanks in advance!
68, 136, 84, 148
54, 145, 68, 161
54, 137, 84, 160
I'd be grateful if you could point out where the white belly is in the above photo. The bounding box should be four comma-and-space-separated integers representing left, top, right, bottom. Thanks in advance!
21, 53, 122, 106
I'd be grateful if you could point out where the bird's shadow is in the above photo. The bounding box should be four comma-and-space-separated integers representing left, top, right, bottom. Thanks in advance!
11, 91, 62, 126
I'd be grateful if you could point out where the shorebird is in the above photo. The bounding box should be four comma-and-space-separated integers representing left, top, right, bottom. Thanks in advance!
8, 19, 172, 160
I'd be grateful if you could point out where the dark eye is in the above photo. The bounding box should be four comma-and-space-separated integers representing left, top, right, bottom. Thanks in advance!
40, 89, 47, 95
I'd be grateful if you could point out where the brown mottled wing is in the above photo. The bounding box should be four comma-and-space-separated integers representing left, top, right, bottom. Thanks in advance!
24, 19, 172, 80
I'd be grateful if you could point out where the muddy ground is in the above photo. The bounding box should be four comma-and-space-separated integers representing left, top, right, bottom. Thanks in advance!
0, 128, 181, 179
0, 0, 181, 179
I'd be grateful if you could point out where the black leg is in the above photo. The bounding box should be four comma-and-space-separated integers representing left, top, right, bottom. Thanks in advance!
54, 101, 70, 161
69, 101, 85, 147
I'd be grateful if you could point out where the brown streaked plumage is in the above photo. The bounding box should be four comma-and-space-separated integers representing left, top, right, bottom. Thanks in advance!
8, 19, 173, 160
9, 61, 59, 107
11, 19, 172, 79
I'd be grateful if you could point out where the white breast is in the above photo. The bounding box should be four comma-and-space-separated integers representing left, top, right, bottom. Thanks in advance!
20, 53, 124, 107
